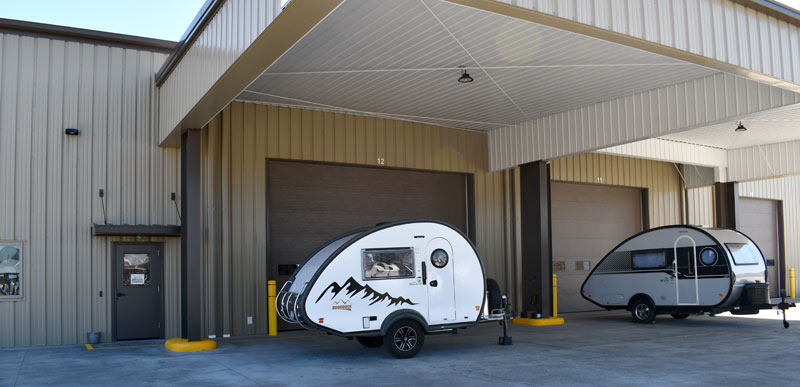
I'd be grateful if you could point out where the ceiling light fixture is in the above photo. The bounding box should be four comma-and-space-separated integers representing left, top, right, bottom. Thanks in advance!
735, 121, 747, 132
458, 66, 473, 83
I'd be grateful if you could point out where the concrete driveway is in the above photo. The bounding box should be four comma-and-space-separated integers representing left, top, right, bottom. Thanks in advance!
3, 311, 796, 386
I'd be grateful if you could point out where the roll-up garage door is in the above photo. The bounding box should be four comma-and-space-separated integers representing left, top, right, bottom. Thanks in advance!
738, 198, 781, 298
268, 160, 468, 329
551, 182, 643, 313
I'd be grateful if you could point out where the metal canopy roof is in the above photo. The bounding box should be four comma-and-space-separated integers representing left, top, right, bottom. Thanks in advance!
235, 0, 716, 132
659, 104, 800, 150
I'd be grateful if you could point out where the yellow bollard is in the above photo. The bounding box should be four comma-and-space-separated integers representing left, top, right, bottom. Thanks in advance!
791, 268, 796, 299
268, 280, 277, 336
552, 274, 558, 317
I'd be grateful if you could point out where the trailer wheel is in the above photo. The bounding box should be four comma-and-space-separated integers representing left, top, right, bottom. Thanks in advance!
670, 313, 690, 320
356, 336, 384, 348
384, 320, 425, 358
631, 298, 656, 323
486, 278, 503, 312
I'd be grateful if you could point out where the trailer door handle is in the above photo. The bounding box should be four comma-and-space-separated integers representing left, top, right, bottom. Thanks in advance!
116, 292, 126, 297
430, 280, 438, 287
422, 262, 427, 285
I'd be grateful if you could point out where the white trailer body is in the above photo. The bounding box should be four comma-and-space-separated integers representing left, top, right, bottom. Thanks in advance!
581, 226, 785, 322
277, 220, 494, 357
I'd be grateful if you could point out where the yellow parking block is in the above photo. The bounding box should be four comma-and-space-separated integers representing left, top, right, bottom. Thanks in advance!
512, 317, 565, 326
165, 338, 218, 352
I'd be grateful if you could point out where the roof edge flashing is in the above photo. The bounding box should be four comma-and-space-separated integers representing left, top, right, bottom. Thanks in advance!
0, 18, 176, 52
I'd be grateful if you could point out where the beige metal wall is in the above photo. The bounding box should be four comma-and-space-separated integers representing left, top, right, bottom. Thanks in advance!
159, 0, 283, 142
686, 186, 716, 227
0, 33, 180, 347
499, 0, 800, 86
550, 153, 683, 227
199, 102, 508, 337
739, 175, 800, 296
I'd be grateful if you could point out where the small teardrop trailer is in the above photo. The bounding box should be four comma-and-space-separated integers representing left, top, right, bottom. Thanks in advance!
277, 220, 508, 358
581, 226, 794, 324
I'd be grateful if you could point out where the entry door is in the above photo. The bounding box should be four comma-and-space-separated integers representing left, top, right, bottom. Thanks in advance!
114, 243, 163, 340
674, 237, 699, 305
425, 238, 456, 324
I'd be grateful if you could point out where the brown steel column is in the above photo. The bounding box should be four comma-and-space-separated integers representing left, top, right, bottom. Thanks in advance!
519, 161, 552, 318
714, 182, 739, 229
181, 129, 202, 341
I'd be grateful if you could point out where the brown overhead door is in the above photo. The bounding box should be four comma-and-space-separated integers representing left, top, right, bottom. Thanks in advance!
738, 198, 781, 298
268, 160, 468, 329
551, 182, 643, 313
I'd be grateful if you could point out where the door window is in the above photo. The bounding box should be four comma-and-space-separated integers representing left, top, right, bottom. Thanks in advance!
123, 254, 151, 287
430, 249, 449, 268
0, 244, 21, 298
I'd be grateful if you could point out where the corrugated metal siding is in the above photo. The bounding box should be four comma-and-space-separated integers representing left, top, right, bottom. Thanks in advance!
684, 165, 717, 188
498, 0, 800, 86
739, 176, 800, 297
549, 153, 683, 227
728, 140, 800, 181
159, 0, 283, 143
0, 33, 180, 347
489, 73, 800, 171
598, 138, 728, 168
200, 102, 508, 337
686, 186, 716, 227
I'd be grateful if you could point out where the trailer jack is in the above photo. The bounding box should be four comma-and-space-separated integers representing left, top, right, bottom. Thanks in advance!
779, 291, 791, 329
498, 296, 513, 346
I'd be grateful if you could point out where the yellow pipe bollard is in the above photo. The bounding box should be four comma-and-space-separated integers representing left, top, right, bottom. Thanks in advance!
791, 268, 796, 299
552, 274, 558, 317
268, 280, 277, 336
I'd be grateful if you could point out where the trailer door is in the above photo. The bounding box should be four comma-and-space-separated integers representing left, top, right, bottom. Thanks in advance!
425, 238, 456, 324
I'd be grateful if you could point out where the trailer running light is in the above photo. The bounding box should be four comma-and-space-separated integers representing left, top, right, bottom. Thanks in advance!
319, 318, 324, 324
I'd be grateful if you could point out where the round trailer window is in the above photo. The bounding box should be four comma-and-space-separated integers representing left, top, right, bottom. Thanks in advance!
430, 249, 449, 268
700, 248, 717, 265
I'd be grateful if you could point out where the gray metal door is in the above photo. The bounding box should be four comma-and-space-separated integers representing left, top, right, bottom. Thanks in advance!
267, 160, 469, 330
738, 198, 781, 297
551, 182, 644, 313
114, 243, 163, 340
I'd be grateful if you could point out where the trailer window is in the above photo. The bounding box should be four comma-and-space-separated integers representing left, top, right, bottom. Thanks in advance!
362, 248, 415, 280
726, 243, 761, 266
632, 251, 665, 269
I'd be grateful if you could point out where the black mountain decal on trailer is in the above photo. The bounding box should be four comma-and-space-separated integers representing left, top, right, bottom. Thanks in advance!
315, 276, 417, 306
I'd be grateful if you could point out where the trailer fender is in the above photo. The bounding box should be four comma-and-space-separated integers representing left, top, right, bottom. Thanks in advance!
380, 310, 429, 336
628, 293, 656, 310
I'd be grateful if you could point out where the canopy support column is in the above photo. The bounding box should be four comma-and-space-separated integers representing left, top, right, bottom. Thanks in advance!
519, 161, 552, 318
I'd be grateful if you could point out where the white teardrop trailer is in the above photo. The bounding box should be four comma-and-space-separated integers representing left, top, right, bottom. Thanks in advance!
277, 220, 510, 358
581, 226, 794, 325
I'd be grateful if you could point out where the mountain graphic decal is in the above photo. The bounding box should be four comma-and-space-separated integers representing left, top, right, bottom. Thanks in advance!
315, 276, 417, 306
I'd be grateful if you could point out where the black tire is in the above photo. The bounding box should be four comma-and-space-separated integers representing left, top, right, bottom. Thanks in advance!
486, 278, 503, 312
356, 336, 384, 348
670, 313, 690, 320
384, 320, 425, 358
630, 297, 656, 323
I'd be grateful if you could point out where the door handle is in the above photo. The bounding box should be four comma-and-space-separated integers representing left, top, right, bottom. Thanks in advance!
421, 262, 427, 285
430, 280, 438, 287
116, 292, 126, 297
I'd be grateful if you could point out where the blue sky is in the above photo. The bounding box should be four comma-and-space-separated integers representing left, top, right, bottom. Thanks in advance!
0, 0, 798, 42
0, 0, 208, 41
